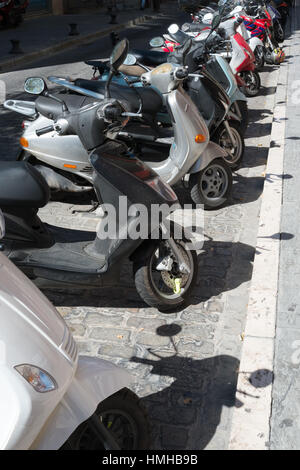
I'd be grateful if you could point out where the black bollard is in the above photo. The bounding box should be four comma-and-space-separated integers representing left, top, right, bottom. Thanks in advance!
69, 23, 79, 36
110, 31, 119, 47
10, 39, 23, 55
109, 6, 118, 24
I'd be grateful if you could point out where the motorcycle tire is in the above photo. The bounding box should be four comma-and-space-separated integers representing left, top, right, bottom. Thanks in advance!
189, 158, 232, 209
133, 231, 198, 312
61, 388, 151, 450
240, 71, 261, 97
274, 22, 285, 43
212, 121, 245, 171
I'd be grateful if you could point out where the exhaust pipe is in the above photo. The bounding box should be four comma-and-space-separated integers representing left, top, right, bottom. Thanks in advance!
35, 165, 92, 193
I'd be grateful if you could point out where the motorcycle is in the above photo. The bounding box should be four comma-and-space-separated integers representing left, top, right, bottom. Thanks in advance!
0, 210, 150, 450
242, 0, 285, 64
0, 0, 28, 27
1, 40, 200, 312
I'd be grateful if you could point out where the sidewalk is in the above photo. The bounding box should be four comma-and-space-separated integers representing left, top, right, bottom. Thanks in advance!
270, 1, 300, 449
0, 2, 172, 72
229, 2, 300, 450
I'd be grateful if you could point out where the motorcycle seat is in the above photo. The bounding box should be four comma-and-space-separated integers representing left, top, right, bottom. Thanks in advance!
0, 162, 50, 208
74, 79, 163, 115
130, 49, 168, 66
35, 94, 95, 120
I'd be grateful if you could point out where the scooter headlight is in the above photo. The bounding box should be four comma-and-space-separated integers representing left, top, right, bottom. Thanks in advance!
14, 364, 58, 393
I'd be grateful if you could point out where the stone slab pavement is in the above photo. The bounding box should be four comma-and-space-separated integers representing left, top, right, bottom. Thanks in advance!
270, 1, 300, 450
32, 65, 280, 449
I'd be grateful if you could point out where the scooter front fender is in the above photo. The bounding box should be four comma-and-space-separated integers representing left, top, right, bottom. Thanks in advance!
31, 356, 132, 450
189, 141, 228, 174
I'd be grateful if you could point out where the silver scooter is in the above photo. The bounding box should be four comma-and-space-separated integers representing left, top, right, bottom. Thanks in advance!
4, 61, 232, 209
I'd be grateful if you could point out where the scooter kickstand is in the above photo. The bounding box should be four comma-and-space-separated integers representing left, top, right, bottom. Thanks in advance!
72, 201, 99, 214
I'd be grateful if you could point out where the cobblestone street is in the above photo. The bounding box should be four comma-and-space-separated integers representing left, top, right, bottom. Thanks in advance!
31, 65, 280, 449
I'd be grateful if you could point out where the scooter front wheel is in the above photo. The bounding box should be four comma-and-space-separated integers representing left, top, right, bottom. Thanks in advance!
62, 388, 151, 450
189, 158, 233, 210
134, 236, 198, 312
212, 121, 245, 170
254, 46, 265, 70
240, 71, 261, 97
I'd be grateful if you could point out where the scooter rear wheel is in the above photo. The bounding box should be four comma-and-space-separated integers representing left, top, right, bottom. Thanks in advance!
189, 158, 233, 209
134, 235, 198, 312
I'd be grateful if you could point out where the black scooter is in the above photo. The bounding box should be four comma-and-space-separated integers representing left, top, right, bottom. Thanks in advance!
0, 40, 198, 312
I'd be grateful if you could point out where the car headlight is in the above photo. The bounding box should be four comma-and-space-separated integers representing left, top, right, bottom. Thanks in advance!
14, 364, 57, 393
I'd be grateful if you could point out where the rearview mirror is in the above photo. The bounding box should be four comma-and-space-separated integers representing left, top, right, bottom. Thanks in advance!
0, 209, 5, 240
110, 39, 129, 71
24, 77, 46, 95
149, 36, 165, 48
123, 54, 137, 66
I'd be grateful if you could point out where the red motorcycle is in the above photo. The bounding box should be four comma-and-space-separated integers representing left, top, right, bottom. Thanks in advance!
0, 0, 29, 28
241, 2, 285, 64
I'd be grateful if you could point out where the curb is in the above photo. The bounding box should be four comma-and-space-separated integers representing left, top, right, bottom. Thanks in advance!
228, 27, 292, 449
0, 13, 157, 73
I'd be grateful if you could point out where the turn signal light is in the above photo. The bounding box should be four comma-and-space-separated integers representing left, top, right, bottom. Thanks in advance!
64, 164, 77, 169
195, 134, 206, 143
20, 137, 29, 148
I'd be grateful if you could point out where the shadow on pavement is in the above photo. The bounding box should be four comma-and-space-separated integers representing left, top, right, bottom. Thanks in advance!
41, 239, 255, 309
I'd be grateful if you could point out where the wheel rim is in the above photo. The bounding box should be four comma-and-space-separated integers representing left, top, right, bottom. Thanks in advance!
149, 241, 194, 300
200, 163, 229, 200
74, 409, 139, 450
218, 126, 242, 165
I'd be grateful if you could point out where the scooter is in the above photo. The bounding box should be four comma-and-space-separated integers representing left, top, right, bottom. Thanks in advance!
5, 38, 233, 207
1, 40, 200, 312
0, 211, 150, 450
180, 0, 265, 68
0, 0, 28, 27
80, 30, 246, 168
148, 15, 260, 97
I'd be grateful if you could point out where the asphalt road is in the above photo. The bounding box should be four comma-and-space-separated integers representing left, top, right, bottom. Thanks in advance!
0, 11, 186, 161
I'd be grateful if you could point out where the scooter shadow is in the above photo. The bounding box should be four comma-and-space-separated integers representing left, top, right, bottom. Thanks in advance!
41, 239, 255, 312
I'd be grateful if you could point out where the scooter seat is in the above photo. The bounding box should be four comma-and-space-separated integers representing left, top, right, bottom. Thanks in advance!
35, 94, 96, 120
0, 162, 50, 208
130, 49, 168, 66
74, 79, 163, 115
